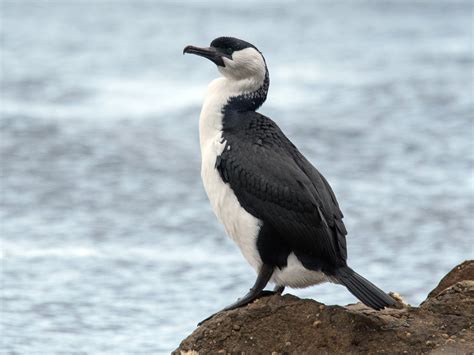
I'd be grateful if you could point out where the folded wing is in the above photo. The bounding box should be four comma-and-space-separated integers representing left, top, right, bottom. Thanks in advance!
217, 112, 348, 269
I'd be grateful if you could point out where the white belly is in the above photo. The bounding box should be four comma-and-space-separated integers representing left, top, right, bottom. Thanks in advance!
271, 253, 331, 288
200, 134, 263, 273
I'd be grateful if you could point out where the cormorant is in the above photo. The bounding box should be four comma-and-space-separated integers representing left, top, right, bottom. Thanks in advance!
183, 37, 395, 323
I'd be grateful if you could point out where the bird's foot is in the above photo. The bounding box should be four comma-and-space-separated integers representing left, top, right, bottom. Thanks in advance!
198, 286, 285, 326
198, 264, 275, 326
198, 290, 266, 326
259, 285, 285, 297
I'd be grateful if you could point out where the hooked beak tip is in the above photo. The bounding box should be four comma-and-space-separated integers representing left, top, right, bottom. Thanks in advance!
182, 45, 226, 67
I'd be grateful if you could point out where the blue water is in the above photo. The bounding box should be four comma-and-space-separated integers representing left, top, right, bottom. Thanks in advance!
1, 0, 473, 353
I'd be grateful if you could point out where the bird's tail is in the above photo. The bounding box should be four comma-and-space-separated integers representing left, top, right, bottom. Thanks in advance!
334, 266, 395, 310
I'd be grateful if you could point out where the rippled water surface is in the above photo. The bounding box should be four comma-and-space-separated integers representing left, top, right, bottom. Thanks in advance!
1, 1, 473, 353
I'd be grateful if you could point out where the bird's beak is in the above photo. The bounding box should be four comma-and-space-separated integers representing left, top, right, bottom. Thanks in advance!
183, 45, 227, 67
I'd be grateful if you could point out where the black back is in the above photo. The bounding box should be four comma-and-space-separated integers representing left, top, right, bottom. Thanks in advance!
216, 109, 348, 273
210, 36, 348, 273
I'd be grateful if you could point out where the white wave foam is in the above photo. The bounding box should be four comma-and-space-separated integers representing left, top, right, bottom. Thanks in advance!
1, 75, 205, 121
0, 242, 239, 264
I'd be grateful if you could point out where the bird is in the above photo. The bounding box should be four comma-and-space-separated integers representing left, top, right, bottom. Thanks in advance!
183, 36, 395, 323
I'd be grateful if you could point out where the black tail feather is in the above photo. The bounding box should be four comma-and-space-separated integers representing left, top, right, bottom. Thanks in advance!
334, 266, 395, 310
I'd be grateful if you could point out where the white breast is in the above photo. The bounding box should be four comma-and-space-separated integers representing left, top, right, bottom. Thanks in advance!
199, 78, 262, 273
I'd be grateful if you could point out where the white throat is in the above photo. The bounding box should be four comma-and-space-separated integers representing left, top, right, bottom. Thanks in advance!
199, 76, 263, 149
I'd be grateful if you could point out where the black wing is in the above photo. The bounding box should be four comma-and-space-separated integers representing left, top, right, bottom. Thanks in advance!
217, 111, 348, 268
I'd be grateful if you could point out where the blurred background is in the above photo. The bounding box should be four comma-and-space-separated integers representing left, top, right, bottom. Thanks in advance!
1, 0, 473, 353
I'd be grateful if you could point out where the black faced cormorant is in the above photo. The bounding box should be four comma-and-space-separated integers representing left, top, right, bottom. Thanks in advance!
183, 37, 395, 324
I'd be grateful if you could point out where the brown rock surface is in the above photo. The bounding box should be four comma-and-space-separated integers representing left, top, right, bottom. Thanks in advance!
174, 261, 474, 354
426, 260, 474, 299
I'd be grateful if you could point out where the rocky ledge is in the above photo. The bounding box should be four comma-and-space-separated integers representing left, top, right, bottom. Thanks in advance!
174, 260, 473, 354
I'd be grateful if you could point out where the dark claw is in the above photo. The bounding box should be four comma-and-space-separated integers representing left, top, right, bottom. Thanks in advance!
198, 312, 219, 326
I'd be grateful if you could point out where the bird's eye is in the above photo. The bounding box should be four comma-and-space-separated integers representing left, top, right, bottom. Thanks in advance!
222, 47, 233, 55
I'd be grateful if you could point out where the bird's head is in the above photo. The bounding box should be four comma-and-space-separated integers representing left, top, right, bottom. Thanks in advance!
183, 37, 267, 82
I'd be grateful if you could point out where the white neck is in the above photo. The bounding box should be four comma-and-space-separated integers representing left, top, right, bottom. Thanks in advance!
198, 76, 264, 150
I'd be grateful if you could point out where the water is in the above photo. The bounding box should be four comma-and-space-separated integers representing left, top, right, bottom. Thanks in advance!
1, 0, 473, 353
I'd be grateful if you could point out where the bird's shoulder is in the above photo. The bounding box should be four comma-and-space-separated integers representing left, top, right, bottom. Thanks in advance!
219, 111, 343, 224
222, 110, 295, 150
219, 111, 304, 193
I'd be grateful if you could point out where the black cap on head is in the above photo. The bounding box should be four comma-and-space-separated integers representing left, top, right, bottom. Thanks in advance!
210, 37, 257, 56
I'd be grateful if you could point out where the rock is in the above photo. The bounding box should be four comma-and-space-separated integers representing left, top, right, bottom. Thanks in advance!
421, 280, 474, 315
174, 261, 474, 354
426, 260, 474, 299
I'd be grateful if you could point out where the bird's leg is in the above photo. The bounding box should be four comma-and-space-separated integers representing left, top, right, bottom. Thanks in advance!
273, 285, 285, 294
198, 264, 274, 326
220, 264, 274, 311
